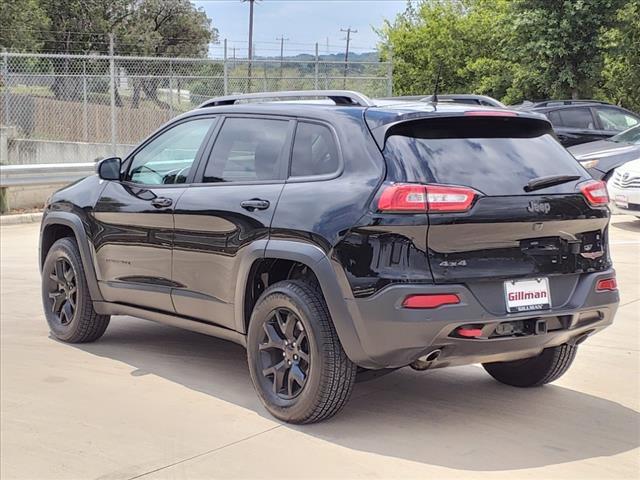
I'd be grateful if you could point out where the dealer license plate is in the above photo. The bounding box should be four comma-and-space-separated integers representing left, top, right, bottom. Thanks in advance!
504, 278, 551, 313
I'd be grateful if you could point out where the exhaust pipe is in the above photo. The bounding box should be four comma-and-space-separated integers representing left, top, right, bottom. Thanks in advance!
570, 330, 594, 346
410, 349, 442, 371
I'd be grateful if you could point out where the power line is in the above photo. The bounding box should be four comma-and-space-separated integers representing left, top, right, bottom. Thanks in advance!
4, 28, 379, 51
3, 29, 380, 59
2, 28, 221, 44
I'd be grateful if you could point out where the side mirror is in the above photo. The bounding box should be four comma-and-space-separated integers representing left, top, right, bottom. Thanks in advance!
97, 157, 122, 181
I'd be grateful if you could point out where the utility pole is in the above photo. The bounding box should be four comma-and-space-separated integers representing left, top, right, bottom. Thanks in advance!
108, 33, 116, 153
242, 0, 258, 92
314, 42, 319, 90
223, 38, 229, 95
276, 35, 289, 85
340, 27, 357, 89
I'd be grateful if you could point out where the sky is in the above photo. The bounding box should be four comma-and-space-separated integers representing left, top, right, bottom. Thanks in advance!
193, 0, 407, 57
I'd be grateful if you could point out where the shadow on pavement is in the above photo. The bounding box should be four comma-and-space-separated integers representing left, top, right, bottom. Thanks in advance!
73, 316, 640, 472
611, 219, 640, 233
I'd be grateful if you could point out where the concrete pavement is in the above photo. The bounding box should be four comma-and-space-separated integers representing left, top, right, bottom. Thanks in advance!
1, 216, 639, 479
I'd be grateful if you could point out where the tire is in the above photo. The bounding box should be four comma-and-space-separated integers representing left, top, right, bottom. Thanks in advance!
247, 280, 357, 424
41, 237, 110, 343
482, 343, 577, 387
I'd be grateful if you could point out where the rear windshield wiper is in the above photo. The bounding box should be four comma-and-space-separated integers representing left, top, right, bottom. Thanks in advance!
524, 175, 581, 192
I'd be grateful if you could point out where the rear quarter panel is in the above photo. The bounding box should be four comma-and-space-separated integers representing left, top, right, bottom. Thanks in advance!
270, 112, 385, 255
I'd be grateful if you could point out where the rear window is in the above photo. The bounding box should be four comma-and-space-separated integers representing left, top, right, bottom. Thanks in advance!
382, 117, 588, 195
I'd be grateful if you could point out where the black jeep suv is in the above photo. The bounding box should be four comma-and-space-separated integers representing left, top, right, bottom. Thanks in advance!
40, 90, 619, 424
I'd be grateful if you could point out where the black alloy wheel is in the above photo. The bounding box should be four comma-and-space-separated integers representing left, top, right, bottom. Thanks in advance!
41, 237, 110, 343
259, 307, 310, 399
46, 257, 78, 326
247, 280, 356, 424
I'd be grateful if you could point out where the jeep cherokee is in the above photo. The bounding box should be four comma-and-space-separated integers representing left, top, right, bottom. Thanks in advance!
39, 90, 619, 424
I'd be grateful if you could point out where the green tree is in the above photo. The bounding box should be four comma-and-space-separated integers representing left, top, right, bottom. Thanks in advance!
599, 0, 640, 111
39, 0, 133, 54
378, 0, 639, 108
0, 0, 50, 52
511, 0, 624, 99
29, 0, 215, 106
378, 0, 516, 99
33, 0, 132, 101
115, 0, 217, 108
117, 0, 215, 57
378, 0, 469, 95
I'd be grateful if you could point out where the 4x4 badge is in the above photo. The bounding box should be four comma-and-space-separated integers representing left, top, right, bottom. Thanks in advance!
527, 200, 551, 214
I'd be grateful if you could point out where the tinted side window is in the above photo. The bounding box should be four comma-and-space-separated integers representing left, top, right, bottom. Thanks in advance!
547, 110, 562, 126
594, 107, 639, 131
290, 122, 339, 177
452, 98, 481, 105
555, 108, 595, 129
126, 118, 214, 185
203, 118, 289, 183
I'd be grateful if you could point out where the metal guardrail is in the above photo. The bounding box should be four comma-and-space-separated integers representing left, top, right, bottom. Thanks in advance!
0, 163, 95, 187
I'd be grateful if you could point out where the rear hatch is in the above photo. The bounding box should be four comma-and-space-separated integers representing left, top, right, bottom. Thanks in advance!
373, 113, 611, 313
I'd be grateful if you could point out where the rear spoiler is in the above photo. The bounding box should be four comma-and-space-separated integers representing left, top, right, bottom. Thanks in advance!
366, 111, 552, 150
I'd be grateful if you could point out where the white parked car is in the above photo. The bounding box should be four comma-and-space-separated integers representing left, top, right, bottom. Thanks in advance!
607, 159, 640, 218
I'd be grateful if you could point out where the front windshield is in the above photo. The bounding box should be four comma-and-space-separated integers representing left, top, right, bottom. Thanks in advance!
611, 125, 640, 144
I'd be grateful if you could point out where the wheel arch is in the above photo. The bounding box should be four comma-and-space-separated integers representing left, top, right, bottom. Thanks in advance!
235, 239, 371, 366
40, 212, 103, 301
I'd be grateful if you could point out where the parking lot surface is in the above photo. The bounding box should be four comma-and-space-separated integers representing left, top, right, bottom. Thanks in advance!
1, 216, 639, 479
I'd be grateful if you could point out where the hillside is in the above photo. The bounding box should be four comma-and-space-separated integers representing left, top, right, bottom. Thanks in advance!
255, 51, 381, 62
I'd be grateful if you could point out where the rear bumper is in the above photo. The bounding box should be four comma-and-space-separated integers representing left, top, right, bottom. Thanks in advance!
346, 269, 619, 369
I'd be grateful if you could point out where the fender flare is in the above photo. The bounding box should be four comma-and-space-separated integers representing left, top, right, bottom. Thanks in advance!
40, 212, 104, 302
234, 239, 372, 366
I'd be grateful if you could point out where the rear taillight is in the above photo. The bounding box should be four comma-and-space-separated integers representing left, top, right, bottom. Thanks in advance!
426, 185, 478, 212
378, 184, 428, 212
596, 278, 617, 292
402, 293, 460, 309
580, 180, 609, 206
378, 184, 478, 213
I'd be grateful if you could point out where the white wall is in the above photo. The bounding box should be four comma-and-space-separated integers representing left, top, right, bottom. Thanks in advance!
1, 132, 134, 211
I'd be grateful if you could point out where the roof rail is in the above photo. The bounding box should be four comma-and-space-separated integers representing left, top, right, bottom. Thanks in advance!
198, 90, 375, 108
531, 99, 611, 108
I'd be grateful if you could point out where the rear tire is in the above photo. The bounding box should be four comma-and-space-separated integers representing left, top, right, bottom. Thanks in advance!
482, 343, 577, 387
247, 280, 356, 424
41, 237, 110, 343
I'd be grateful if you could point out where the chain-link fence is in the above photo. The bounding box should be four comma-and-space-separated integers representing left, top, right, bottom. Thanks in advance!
0, 51, 392, 150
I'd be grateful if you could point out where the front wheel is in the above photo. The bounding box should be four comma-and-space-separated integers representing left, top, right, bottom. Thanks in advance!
483, 343, 577, 387
247, 280, 356, 424
41, 237, 110, 343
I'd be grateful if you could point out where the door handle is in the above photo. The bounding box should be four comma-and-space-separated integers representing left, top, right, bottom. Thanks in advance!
240, 199, 270, 211
151, 197, 173, 208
